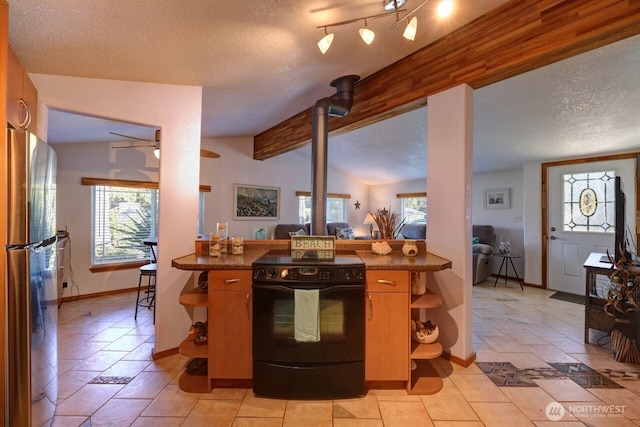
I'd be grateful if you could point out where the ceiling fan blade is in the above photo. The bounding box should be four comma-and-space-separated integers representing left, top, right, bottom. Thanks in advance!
109, 131, 154, 143
112, 144, 156, 149
200, 149, 220, 158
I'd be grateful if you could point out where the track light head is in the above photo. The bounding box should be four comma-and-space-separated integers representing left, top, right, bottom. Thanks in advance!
317, 28, 334, 54
359, 19, 375, 45
403, 16, 418, 40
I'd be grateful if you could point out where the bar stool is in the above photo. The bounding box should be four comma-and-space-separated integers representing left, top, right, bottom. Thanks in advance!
135, 263, 157, 323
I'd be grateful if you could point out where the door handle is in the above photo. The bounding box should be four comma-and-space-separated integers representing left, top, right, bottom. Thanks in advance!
550, 235, 557, 240
550, 227, 556, 232
367, 294, 373, 321
245, 293, 250, 320
377, 279, 396, 287
224, 278, 241, 285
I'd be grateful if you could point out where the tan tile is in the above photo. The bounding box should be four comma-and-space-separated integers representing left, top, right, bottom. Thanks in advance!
58, 340, 107, 360
56, 370, 102, 400
370, 389, 421, 401
334, 394, 381, 419
236, 393, 287, 418
131, 417, 185, 427
122, 342, 155, 361
420, 387, 478, 421
525, 345, 580, 363
232, 419, 285, 427
51, 415, 90, 426
140, 384, 200, 417
183, 399, 242, 426
203, 387, 248, 400
333, 420, 384, 427
469, 402, 534, 426
103, 333, 152, 351
55, 384, 123, 416
114, 370, 175, 399
99, 359, 152, 378
449, 373, 510, 402
89, 398, 150, 426
432, 422, 486, 427
378, 401, 434, 427
88, 327, 130, 342
145, 353, 190, 372
284, 400, 333, 426
533, 379, 600, 402
501, 387, 577, 421
73, 350, 129, 371
499, 352, 553, 370
588, 388, 640, 419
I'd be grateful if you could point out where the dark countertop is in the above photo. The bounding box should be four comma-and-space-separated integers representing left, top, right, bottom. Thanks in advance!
172, 243, 452, 272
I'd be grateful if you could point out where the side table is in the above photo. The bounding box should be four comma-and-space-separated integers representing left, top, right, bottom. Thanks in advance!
493, 253, 523, 290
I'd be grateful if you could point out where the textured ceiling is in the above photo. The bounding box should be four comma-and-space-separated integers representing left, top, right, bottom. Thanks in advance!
7, 1, 640, 185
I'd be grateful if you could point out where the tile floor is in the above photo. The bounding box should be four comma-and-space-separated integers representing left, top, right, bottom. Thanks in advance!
51, 280, 640, 426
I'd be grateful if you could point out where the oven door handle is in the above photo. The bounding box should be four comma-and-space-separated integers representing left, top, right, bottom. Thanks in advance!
252, 284, 363, 293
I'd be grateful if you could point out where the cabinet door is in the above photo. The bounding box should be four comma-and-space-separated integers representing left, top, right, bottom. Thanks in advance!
6, 47, 23, 128
209, 270, 252, 291
365, 291, 409, 381
209, 290, 252, 379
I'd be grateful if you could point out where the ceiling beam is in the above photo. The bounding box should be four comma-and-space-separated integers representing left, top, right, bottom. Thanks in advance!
254, 0, 640, 160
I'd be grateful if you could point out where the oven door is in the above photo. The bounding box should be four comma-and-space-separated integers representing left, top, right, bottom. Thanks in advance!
252, 283, 364, 363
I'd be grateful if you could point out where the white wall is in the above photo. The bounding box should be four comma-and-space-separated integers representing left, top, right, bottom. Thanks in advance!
368, 178, 427, 217
33, 74, 202, 352
200, 137, 371, 239
472, 168, 525, 279
51, 135, 371, 300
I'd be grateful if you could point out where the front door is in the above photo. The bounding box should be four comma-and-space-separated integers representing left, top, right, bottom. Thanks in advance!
547, 159, 636, 294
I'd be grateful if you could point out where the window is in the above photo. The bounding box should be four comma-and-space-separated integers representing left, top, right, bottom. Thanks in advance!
563, 170, 615, 233
398, 192, 427, 223
83, 177, 209, 268
297, 192, 349, 223
91, 185, 159, 265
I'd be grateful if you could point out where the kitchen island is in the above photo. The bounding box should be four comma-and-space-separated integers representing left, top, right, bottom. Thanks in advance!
172, 239, 452, 396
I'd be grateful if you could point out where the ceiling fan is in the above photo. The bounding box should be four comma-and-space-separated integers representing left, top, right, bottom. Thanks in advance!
110, 130, 220, 159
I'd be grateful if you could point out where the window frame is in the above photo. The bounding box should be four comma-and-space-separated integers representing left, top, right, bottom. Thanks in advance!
398, 192, 427, 224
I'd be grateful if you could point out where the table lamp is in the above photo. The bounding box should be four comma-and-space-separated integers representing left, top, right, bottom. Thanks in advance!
363, 213, 376, 238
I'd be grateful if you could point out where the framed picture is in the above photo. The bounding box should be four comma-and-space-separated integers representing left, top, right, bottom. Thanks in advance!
484, 188, 510, 209
234, 184, 280, 220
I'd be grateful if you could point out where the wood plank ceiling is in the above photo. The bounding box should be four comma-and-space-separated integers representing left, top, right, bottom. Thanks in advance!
254, 0, 640, 160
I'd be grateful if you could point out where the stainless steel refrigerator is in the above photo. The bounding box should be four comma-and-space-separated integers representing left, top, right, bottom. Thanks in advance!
5, 128, 58, 426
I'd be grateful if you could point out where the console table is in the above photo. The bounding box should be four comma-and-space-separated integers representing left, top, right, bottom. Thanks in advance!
583, 252, 614, 343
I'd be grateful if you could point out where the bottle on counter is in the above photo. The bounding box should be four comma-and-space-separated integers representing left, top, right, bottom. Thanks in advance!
217, 222, 228, 254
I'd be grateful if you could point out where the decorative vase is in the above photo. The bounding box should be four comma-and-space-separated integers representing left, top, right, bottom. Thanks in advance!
403, 240, 418, 257
411, 319, 439, 344
411, 272, 426, 296
499, 236, 511, 254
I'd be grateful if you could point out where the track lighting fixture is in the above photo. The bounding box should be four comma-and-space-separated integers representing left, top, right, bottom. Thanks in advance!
359, 19, 375, 45
316, 0, 453, 54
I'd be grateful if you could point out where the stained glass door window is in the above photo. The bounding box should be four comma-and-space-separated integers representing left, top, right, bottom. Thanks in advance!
563, 170, 615, 233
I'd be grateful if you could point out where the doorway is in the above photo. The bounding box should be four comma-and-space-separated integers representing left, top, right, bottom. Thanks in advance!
546, 158, 636, 294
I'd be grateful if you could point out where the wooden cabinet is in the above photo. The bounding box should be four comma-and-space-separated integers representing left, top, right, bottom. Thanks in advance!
208, 270, 252, 383
365, 270, 409, 382
7, 46, 37, 131
409, 282, 443, 395
178, 286, 210, 393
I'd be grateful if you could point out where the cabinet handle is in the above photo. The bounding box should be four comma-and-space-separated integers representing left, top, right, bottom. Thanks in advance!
18, 99, 32, 130
368, 294, 373, 321
245, 293, 250, 320
224, 278, 241, 285
377, 279, 397, 287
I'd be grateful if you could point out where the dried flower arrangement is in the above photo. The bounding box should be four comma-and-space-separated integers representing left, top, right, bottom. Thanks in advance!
606, 249, 640, 364
369, 207, 405, 239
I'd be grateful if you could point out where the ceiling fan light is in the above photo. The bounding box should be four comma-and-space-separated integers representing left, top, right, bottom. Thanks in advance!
153, 148, 160, 159
403, 17, 418, 40
359, 27, 375, 45
317, 32, 334, 54
383, 0, 407, 11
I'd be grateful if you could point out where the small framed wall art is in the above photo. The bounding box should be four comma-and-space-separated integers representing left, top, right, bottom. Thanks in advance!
234, 184, 280, 220
483, 188, 511, 209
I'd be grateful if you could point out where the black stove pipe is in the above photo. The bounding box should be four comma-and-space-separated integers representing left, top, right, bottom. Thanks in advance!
310, 74, 360, 235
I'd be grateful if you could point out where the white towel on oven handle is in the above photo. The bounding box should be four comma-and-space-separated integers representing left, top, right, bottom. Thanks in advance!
294, 289, 320, 342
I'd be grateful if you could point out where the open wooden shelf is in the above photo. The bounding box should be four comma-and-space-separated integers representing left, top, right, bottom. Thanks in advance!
178, 369, 211, 393
179, 289, 208, 307
179, 337, 208, 358
410, 292, 443, 309
408, 359, 443, 395
411, 341, 443, 360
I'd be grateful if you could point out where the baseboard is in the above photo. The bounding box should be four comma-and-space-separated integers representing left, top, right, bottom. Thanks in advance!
60, 286, 139, 303
442, 350, 476, 367
152, 346, 179, 361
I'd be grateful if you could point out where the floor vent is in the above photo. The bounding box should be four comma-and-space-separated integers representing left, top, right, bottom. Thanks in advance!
89, 376, 134, 385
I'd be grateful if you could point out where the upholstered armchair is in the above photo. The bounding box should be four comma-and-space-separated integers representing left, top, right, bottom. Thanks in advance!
472, 225, 495, 284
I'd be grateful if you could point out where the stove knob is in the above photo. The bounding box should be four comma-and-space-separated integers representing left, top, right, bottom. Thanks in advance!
352, 269, 363, 280
254, 268, 265, 280
338, 268, 348, 280
268, 268, 279, 279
